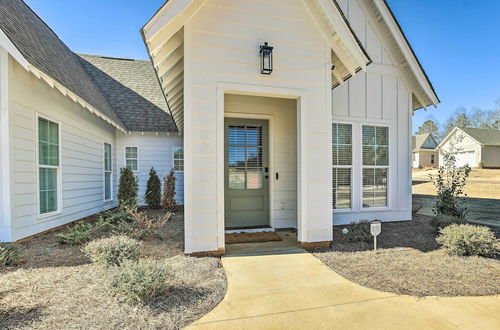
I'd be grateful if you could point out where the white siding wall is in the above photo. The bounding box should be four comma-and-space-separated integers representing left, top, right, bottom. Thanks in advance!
184, 0, 333, 252
439, 131, 481, 167
225, 94, 297, 229
116, 132, 184, 205
8, 58, 117, 240
331, 0, 412, 224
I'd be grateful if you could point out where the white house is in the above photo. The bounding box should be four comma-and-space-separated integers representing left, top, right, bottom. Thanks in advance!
0, 0, 184, 242
412, 133, 439, 168
1, 0, 439, 255
437, 127, 500, 168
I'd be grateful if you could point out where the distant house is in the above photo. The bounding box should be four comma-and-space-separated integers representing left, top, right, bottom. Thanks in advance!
412, 133, 438, 168
437, 128, 500, 168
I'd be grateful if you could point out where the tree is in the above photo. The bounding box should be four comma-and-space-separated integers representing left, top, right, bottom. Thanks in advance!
145, 167, 161, 209
443, 107, 471, 137
161, 169, 177, 212
118, 167, 138, 209
416, 119, 439, 136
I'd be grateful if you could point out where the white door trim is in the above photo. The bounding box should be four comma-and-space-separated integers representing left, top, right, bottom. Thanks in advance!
216, 82, 307, 249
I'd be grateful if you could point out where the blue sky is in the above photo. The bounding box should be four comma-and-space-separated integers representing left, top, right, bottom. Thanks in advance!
25, 0, 500, 133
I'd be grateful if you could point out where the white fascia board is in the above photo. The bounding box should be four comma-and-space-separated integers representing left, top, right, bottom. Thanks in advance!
0, 28, 29, 70
27, 65, 126, 133
372, 0, 439, 107
436, 127, 460, 149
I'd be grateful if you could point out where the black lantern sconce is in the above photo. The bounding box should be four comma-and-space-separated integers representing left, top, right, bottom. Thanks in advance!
259, 42, 273, 75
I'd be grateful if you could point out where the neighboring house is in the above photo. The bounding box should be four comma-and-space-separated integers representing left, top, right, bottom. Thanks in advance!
412, 133, 438, 168
0, 0, 183, 242
1, 0, 439, 255
437, 127, 500, 168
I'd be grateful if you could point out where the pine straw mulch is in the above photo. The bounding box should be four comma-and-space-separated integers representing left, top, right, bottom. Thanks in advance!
0, 210, 227, 330
311, 214, 500, 297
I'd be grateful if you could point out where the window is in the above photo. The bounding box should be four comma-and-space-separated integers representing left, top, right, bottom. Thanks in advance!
362, 125, 389, 208
431, 154, 435, 164
173, 147, 184, 171
125, 147, 138, 171
332, 123, 352, 209
104, 143, 112, 201
38, 117, 60, 215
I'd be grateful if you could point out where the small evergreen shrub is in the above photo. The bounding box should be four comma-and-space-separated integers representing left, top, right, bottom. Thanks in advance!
102, 207, 132, 224
418, 164, 423, 170
145, 167, 162, 209
107, 259, 171, 303
0, 243, 21, 267
83, 236, 141, 267
161, 169, 177, 212
118, 168, 138, 209
430, 214, 466, 232
479, 161, 485, 169
430, 154, 471, 219
344, 220, 372, 243
436, 224, 499, 257
56, 221, 95, 245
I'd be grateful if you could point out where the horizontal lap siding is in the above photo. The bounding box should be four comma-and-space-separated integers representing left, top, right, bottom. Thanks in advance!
9, 59, 116, 240
185, 0, 332, 251
115, 133, 184, 205
331, 0, 412, 224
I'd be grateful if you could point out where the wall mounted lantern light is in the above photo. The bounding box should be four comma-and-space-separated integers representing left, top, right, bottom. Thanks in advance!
259, 42, 273, 75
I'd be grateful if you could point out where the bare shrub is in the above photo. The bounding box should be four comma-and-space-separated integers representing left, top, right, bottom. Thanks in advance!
0, 243, 21, 267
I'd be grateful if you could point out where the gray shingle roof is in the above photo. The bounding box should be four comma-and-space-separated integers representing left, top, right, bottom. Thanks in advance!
412, 133, 434, 151
462, 128, 500, 146
78, 54, 177, 132
0, 0, 176, 133
0, 0, 123, 126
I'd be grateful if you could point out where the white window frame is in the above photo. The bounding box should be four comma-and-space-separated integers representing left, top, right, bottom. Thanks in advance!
361, 124, 390, 210
124, 146, 139, 172
103, 142, 113, 202
172, 146, 184, 172
332, 122, 352, 211
36, 113, 62, 219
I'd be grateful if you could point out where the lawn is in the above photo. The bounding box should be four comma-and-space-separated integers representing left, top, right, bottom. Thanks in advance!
313, 214, 500, 297
0, 210, 227, 330
412, 168, 500, 228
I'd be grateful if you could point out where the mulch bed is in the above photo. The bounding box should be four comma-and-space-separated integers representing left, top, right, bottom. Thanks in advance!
311, 214, 500, 297
0, 210, 227, 330
225, 232, 282, 244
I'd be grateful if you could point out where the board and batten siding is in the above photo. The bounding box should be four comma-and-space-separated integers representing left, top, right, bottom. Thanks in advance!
8, 58, 117, 241
184, 0, 333, 252
115, 132, 184, 205
331, 0, 412, 224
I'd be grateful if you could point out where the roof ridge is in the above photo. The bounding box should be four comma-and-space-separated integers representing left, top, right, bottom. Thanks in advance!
77, 53, 151, 63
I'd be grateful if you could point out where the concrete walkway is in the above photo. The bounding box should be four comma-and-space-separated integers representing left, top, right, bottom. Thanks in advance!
188, 249, 500, 329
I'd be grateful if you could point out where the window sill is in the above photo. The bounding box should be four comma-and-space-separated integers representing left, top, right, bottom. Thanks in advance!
360, 207, 391, 212
38, 210, 62, 220
104, 199, 114, 204
333, 209, 352, 213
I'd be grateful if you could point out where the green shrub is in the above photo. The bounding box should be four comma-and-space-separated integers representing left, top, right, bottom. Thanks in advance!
344, 220, 372, 243
0, 243, 21, 267
56, 221, 95, 245
118, 167, 138, 209
479, 161, 485, 169
107, 259, 171, 303
436, 224, 499, 257
430, 214, 466, 232
430, 154, 471, 219
418, 164, 423, 170
83, 236, 141, 267
145, 167, 161, 209
161, 169, 177, 212
102, 207, 132, 225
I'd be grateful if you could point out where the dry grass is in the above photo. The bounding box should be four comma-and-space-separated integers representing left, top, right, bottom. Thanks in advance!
312, 214, 500, 297
0, 210, 227, 330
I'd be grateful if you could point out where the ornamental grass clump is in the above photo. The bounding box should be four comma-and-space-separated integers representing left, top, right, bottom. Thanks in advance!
83, 236, 141, 268
436, 224, 499, 257
0, 243, 21, 267
107, 259, 171, 303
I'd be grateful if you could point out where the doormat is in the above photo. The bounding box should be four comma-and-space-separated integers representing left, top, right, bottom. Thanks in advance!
225, 232, 282, 244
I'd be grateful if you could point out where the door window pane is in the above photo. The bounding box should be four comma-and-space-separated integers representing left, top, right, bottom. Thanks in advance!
229, 168, 246, 189
246, 168, 263, 190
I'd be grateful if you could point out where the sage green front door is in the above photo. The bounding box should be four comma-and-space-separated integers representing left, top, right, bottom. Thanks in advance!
225, 118, 270, 229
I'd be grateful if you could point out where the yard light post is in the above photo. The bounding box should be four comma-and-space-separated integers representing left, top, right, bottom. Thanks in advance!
370, 220, 381, 252
259, 42, 273, 75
